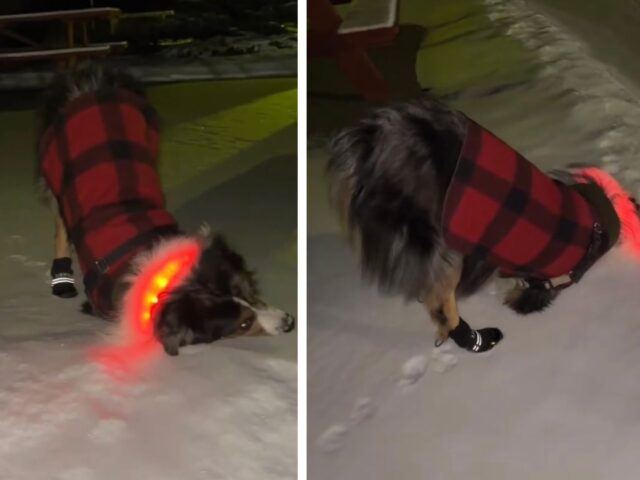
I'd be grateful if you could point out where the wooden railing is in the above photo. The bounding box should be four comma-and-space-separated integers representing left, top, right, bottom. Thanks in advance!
0, 8, 123, 67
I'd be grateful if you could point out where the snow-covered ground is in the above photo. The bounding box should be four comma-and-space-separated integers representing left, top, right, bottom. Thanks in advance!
0, 78, 297, 479
308, 0, 640, 478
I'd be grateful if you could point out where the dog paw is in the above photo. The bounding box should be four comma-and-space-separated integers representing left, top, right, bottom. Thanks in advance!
53, 285, 78, 298
504, 284, 557, 314
473, 327, 503, 352
349, 397, 377, 425
398, 355, 429, 389
449, 319, 503, 353
317, 424, 349, 453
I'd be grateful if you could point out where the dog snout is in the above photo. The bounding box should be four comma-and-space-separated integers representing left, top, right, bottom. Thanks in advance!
282, 313, 295, 333
254, 307, 295, 336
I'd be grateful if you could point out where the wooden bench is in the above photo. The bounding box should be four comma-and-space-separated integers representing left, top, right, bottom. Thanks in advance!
0, 8, 121, 47
0, 42, 127, 64
0, 8, 122, 67
309, 0, 400, 101
0, 8, 120, 24
119, 10, 175, 21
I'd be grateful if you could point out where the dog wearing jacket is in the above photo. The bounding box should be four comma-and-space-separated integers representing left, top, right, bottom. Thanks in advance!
327, 97, 638, 353
36, 63, 294, 355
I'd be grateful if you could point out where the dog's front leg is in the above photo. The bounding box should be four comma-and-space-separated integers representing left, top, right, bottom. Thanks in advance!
50, 214, 78, 298
503, 278, 559, 314
425, 288, 503, 354
54, 214, 70, 259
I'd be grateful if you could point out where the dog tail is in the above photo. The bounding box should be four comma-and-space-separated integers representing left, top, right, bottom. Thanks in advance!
38, 62, 145, 142
575, 167, 640, 257
326, 115, 450, 300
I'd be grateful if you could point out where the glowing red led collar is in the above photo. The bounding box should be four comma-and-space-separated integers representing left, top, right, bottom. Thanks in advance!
123, 238, 201, 341
574, 167, 640, 258
89, 238, 201, 382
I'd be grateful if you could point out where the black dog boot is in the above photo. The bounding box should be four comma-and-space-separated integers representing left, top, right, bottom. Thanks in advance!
51, 257, 78, 298
448, 318, 502, 353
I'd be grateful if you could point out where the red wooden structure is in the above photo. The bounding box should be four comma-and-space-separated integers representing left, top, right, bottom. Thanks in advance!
308, 0, 399, 101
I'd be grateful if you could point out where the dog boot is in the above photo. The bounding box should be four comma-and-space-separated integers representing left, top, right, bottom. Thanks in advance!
51, 257, 78, 298
448, 318, 502, 352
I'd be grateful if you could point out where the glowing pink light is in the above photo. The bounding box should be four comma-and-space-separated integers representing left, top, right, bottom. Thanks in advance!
575, 167, 640, 257
89, 239, 202, 382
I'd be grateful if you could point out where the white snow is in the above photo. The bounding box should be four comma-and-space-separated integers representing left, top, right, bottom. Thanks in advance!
309, 0, 640, 478
0, 79, 297, 479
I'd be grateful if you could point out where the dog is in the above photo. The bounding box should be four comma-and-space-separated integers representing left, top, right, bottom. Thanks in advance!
326, 96, 639, 353
36, 63, 295, 356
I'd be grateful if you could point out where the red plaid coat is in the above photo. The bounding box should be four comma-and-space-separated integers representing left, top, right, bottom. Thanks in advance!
442, 120, 599, 279
39, 88, 178, 316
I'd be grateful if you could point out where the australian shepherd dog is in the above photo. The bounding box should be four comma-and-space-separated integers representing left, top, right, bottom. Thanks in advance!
36, 63, 294, 356
327, 96, 639, 353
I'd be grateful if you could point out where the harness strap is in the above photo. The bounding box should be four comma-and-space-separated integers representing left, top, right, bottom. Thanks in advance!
83, 224, 180, 299
523, 222, 605, 291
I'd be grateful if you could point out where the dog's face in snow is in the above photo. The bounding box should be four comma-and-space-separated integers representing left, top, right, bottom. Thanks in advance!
154, 234, 295, 355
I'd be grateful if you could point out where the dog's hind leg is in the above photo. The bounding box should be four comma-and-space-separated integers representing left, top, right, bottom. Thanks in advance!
50, 214, 78, 298
424, 262, 503, 353
423, 259, 463, 344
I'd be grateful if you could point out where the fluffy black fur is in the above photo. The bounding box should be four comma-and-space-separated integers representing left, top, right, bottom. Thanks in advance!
36, 62, 290, 355
326, 97, 554, 313
154, 235, 263, 356
505, 283, 558, 314
80, 233, 264, 353
37, 63, 146, 142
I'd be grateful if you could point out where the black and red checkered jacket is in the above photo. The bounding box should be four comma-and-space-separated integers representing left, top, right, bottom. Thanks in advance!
39, 88, 178, 316
442, 119, 600, 279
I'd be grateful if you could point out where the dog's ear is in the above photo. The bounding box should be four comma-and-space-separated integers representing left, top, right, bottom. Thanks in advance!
504, 283, 559, 314
194, 222, 213, 246
209, 235, 260, 298
208, 234, 235, 255
197, 234, 247, 277
192, 234, 260, 302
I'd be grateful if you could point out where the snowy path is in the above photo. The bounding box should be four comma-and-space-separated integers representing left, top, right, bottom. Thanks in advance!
308, 1, 640, 478
1, 340, 296, 480
0, 79, 297, 479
